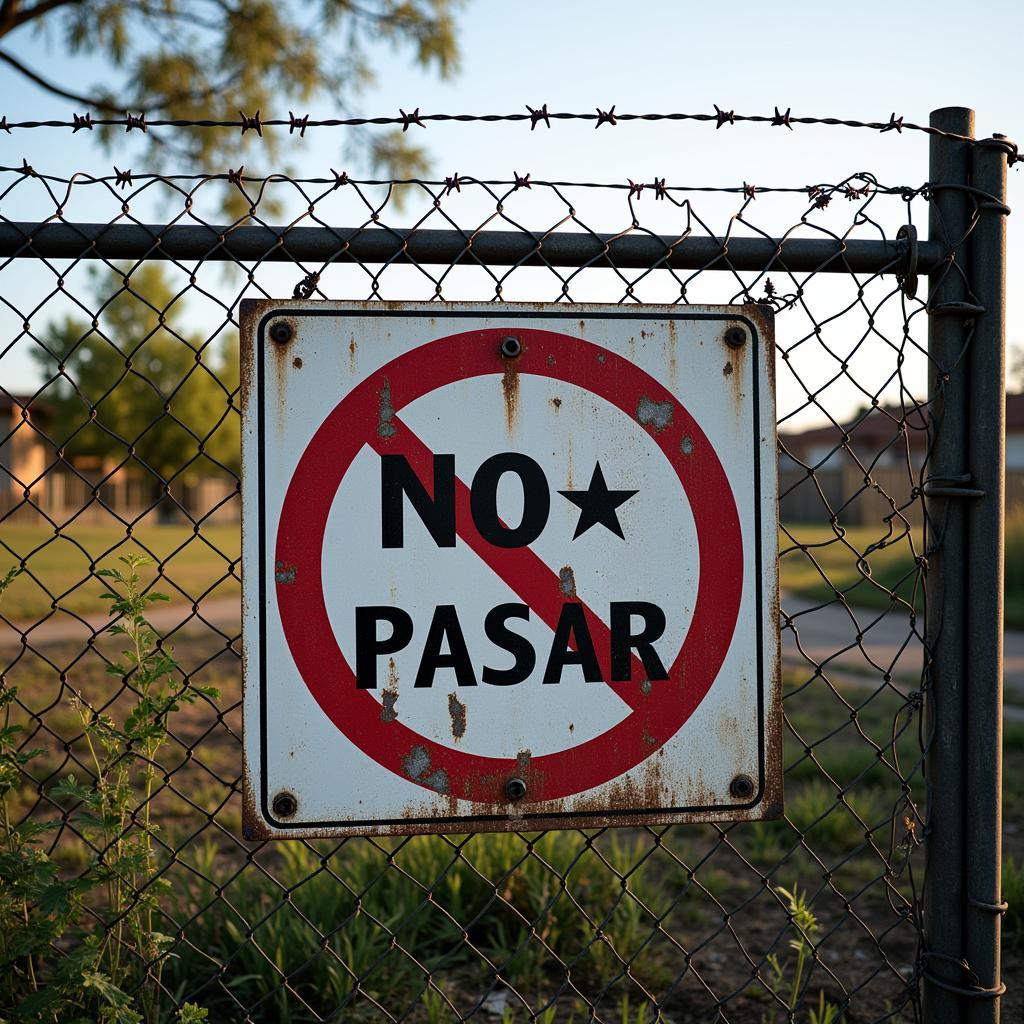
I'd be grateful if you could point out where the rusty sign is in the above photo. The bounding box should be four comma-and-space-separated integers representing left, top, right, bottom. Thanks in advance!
239, 301, 782, 838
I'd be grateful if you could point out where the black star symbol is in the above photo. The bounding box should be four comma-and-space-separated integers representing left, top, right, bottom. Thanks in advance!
559, 462, 638, 540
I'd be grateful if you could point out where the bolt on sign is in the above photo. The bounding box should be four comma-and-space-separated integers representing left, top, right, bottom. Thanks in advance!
240, 301, 782, 838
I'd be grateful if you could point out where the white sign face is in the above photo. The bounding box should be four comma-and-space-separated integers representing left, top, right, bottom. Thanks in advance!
240, 301, 781, 838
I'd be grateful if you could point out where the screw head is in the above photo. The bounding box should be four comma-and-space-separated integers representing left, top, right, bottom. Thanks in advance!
729, 774, 755, 801
270, 321, 293, 344
725, 327, 746, 349
272, 791, 298, 818
499, 336, 522, 359
504, 776, 527, 801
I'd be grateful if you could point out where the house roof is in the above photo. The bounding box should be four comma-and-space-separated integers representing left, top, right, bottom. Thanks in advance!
0, 393, 49, 418
781, 393, 1024, 456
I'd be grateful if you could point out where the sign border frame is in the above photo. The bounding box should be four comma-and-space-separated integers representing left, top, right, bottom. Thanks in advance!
241, 301, 782, 837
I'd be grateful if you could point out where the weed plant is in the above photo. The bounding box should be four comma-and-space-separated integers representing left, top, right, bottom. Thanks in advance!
0, 556, 214, 1023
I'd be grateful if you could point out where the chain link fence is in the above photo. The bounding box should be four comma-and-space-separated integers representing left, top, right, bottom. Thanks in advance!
0, 109, 1014, 1022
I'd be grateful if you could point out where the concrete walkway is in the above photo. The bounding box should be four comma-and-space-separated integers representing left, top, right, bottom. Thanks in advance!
780, 592, 1024, 712
0, 594, 241, 651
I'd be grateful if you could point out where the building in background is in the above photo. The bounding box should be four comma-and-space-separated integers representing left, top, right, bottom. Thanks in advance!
779, 394, 1024, 525
1, 393, 238, 525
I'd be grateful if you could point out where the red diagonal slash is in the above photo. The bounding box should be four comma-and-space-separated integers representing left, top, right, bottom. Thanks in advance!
370, 414, 647, 710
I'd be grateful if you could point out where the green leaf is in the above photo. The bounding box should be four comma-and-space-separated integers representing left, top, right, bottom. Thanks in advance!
50, 775, 95, 803
81, 970, 131, 1005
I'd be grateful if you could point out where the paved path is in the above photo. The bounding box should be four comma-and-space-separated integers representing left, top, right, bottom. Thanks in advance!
780, 592, 1024, 707
0, 595, 241, 651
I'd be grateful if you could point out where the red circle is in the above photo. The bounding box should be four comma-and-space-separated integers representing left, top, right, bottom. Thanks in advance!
275, 327, 743, 805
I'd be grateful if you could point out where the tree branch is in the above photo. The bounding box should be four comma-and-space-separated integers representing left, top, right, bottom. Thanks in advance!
0, 47, 126, 111
2, 0, 81, 37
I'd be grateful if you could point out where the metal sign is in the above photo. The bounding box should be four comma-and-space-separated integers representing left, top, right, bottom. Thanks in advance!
240, 301, 782, 838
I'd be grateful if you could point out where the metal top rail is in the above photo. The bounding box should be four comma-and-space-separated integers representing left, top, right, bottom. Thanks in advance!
0, 221, 932, 275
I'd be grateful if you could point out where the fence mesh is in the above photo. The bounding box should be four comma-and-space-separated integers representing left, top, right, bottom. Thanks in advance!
0, 119, 1001, 1023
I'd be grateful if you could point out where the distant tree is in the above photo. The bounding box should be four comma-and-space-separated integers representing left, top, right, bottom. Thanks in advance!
34, 263, 239, 497
0, 1, 463, 180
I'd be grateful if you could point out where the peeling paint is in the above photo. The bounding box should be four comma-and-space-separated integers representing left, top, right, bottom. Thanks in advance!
636, 395, 673, 433
274, 561, 297, 585
640, 678, 652, 695
549, 396, 562, 410
422, 769, 450, 794
402, 745, 431, 780
558, 565, 577, 598
723, 361, 733, 377
349, 336, 358, 374
448, 692, 467, 739
292, 356, 303, 369
400, 745, 451, 795
377, 377, 396, 438
381, 687, 399, 722
680, 435, 694, 456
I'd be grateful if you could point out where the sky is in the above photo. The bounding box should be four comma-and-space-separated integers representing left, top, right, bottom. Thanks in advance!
1, 0, 1022, 424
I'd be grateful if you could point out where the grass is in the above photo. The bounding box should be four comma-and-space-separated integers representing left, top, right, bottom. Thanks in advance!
0, 522, 240, 622
1005, 511, 1024, 629
2, 514, 1020, 630
1004, 857, 1024, 950
163, 831, 668, 1022
780, 523, 923, 616
0, 622, 975, 1022
0, 514, 1018, 1019
782, 512, 1024, 629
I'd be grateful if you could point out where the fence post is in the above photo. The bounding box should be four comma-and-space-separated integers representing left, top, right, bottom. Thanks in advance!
964, 132, 1011, 1023
923, 105, 974, 1024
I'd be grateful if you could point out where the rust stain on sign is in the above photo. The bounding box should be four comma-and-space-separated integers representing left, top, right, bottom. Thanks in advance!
721, 320, 750, 413
377, 377, 397, 438
501, 358, 520, 433
636, 395, 673, 433
447, 692, 467, 739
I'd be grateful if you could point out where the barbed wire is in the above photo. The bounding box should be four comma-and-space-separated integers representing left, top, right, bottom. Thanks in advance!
0, 104, 1018, 162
